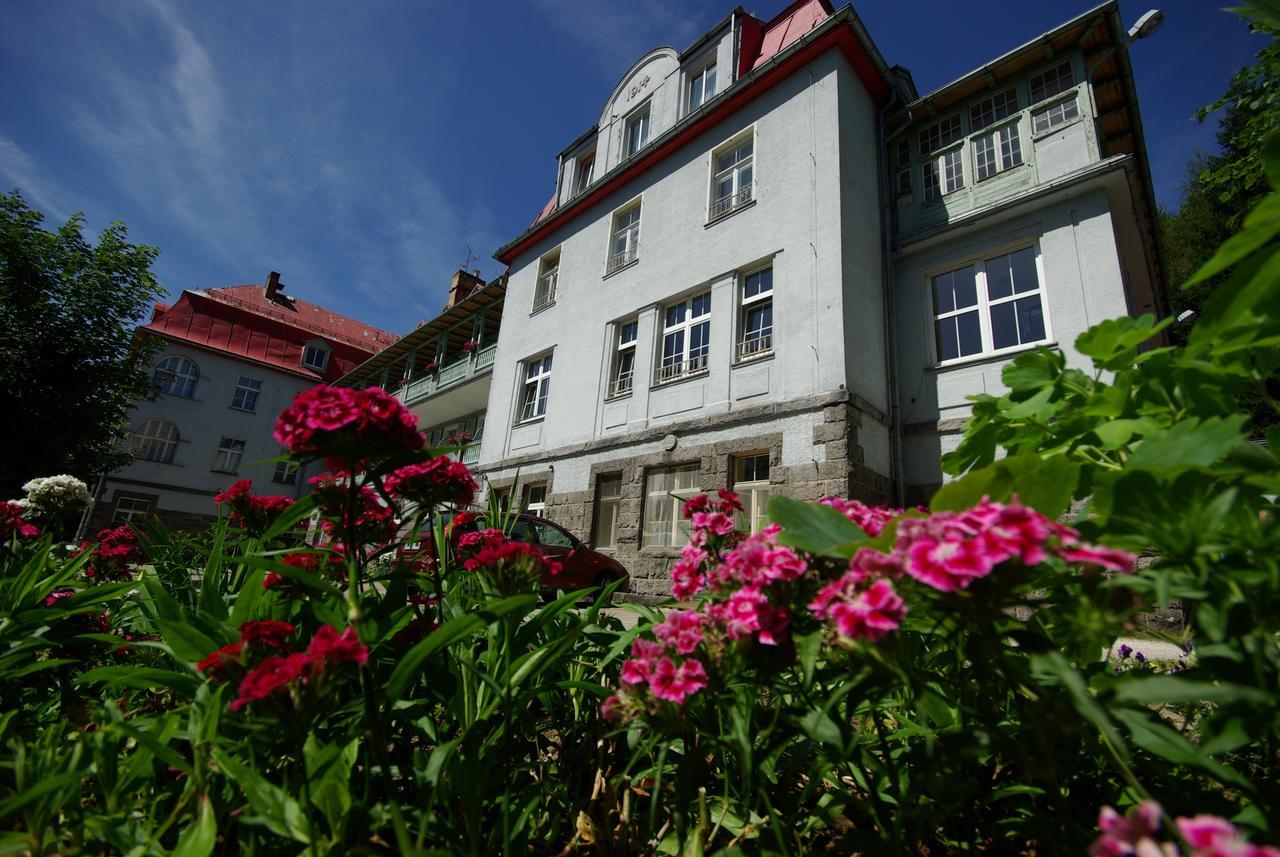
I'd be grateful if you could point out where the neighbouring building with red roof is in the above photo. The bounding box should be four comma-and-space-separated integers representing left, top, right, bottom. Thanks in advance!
90, 272, 398, 531
474, 0, 1166, 599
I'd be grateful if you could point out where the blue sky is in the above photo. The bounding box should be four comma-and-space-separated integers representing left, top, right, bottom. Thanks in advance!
0, 1, 1264, 335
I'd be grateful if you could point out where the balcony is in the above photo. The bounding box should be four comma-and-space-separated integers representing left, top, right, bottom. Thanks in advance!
606, 241, 639, 275
607, 371, 634, 399
737, 331, 772, 362
709, 183, 753, 220
532, 270, 557, 312
395, 343, 498, 407
654, 353, 709, 386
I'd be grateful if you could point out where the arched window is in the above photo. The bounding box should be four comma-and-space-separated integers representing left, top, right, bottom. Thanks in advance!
154, 356, 200, 398
132, 418, 180, 464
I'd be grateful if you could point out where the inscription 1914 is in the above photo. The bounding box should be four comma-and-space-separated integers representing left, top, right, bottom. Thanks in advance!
626, 74, 651, 102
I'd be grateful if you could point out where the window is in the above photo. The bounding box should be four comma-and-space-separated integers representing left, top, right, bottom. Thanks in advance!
657, 292, 711, 384
1029, 61, 1074, 104
688, 60, 716, 112
970, 87, 1019, 132
273, 456, 300, 485
524, 484, 548, 517
131, 418, 179, 464
212, 437, 246, 474
593, 473, 623, 551
112, 496, 152, 525
625, 104, 650, 155
710, 135, 754, 219
607, 203, 641, 273
738, 267, 773, 361
919, 114, 962, 156
1032, 97, 1080, 134
230, 376, 262, 412
973, 123, 1022, 181
894, 139, 912, 195
302, 342, 330, 371
922, 148, 964, 203
154, 356, 199, 398
609, 319, 638, 398
532, 517, 574, 548
518, 353, 553, 422
732, 454, 771, 533
574, 152, 595, 195
534, 252, 558, 312
643, 464, 700, 548
932, 245, 1048, 363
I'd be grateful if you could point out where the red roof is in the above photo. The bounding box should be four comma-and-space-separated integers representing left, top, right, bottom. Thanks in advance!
750, 0, 832, 70
141, 283, 398, 383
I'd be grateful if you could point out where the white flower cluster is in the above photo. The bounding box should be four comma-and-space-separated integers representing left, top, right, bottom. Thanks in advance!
22, 475, 92, 514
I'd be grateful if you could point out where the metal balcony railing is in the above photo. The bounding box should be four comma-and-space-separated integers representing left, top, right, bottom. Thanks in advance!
532, 272, 557, 311
737, 330, 772, 361
654, 353, 709, 385
709, 183, 753, 220
393, 343, 500, 406
607, 371, 634, 399
606, 240, 639, 274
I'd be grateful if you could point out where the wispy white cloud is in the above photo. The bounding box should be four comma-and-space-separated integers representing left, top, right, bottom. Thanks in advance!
0, 134, 70, 223
531, 0, 705, 77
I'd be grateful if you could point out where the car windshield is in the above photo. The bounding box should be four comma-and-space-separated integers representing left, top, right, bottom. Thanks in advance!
533, 519, 574, 548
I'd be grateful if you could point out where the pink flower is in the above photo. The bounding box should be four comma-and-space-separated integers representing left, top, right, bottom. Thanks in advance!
1059, 545, 1136, 573
717, 527, 807, 587
216, 479, 295, 535
384, 456, 477, 509
649, 657, 708, 704
239, 620, 295, 649
810, 577, 906, 643
620, 638, 664, 686
274, 385, 424, 462
306, 624, 369, 667
716, 488, 744, 513
196, 642, 244, 682
653, 610, 705, 655
904, 534, 993, 591
707, 586, 789, 645
600, 694, 623, 721
0, 501, 41, 541
1090, 802, 1164, 857
681, 495, 711, 519
230, 652, 313, 711
691, 511, 736, 537
819, 497, 902, 537
671, 559, 706, 601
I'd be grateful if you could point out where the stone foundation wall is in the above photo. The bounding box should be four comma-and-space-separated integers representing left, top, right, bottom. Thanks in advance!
483, 396, 892, 602
87, 487, 217, 534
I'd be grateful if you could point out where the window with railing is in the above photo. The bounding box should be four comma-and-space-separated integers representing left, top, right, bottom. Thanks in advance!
710, 135, 753, 219
533, 252, 558, 311
573, 151, 595, 195
518, 353, 553, 422
894, 138, 911, 195
657, 292, 710, 384
625, 104, 650, 156
738, 266, 773, 361
973, 121, 1022, 181
687, 59, 716, 112
922, 147, 964, 202
608, 319, 638, 398
969, 87, 1019, 131
607, 203, 641, 273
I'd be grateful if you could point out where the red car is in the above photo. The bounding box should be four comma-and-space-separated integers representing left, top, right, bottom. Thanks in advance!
403, 513, 628, 592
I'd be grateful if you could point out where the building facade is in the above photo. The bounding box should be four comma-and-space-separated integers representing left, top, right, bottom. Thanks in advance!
90, 274, 398, 531
397, 0, 1167, 601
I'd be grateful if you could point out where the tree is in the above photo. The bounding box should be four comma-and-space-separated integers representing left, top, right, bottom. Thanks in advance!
0, 190, 163, 498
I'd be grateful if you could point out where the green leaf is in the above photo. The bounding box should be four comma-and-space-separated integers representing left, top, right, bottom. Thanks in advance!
77, 666, 202, 697
1001, 347, 1064, 391
1030, 652, 1126, 760
1112, 709, 1251, 789
1127, 416, 1250, 476
1112, 676, 1269, 706
799, 707, 843, 748
1075, 314, 1170, 369
931, 454, 1079, 517
768, 495, 866, 558
211, 749, 310, 843
172, 794, 217, 857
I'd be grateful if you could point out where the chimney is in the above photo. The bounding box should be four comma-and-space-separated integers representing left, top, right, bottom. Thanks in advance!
265, 271, 285, 301
446, 269, 485, 308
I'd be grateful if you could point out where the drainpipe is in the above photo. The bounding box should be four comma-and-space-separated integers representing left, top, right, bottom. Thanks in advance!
877, 92, 906, 507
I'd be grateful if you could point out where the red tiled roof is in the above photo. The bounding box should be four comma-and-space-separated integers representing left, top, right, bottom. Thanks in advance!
141, 284, 397, 383
751, 0, 832, 70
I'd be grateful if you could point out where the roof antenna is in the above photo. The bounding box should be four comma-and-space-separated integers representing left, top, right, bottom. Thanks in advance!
460, 242, 481, 277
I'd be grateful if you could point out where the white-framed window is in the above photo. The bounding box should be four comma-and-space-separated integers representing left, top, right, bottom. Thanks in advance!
518, 352, 553, 422
919, 114, 962, 157
230, 376, 262, 412
592, 473, 624, 551
894, 138, 912, 195
533, 251, 559, 312
1029, 61, 1074, 104
212, 437, 246, 474
970, 87, 1019, 132
574, 151, 595, 196
1031, 97, 1080, 134
643, 464, 701, 548
625, 103, 650, 156
302, 342, 330, 372
273, 455, 300, 486
738, 266, 773, 361
931, 245, 1049, 364
973, 122, 1023, 181
154, 356, 199, 398
687, 59, 716, 112
922, 147, 964, 203
657, 292, 711, 384
607, 202, 641, 273
732, 453, 771, 534
131, 418, 180, 464
710, 133, 754, 219
524, 484, 547, 517
112, 496, 152, 525
608, 319, 638, 398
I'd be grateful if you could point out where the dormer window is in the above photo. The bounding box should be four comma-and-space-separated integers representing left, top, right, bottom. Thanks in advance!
302, 341, 330, 372
688, 59, 716, 112
625, 104, 650, 156
574, 151, 595, 196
